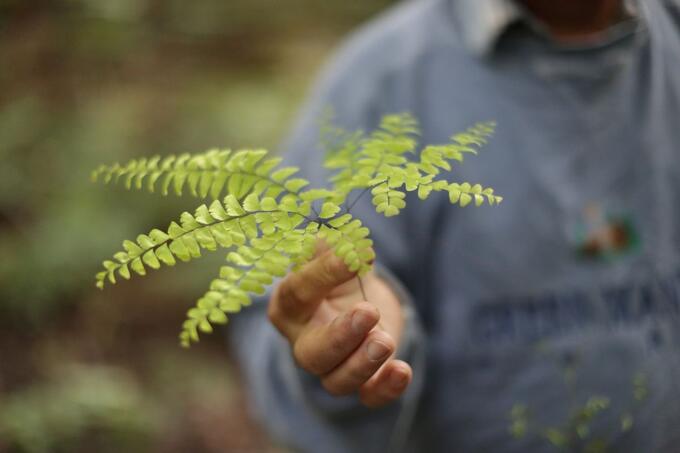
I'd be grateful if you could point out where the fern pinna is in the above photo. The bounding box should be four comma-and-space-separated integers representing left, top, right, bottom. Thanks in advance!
92, 114, 501, 347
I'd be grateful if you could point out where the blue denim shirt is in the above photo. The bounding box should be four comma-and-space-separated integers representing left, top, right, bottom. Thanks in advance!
229, 0, 680, 451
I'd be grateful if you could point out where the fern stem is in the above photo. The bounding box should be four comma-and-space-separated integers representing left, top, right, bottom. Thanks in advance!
345, 179, 387, 214
357, 275, 367, 302
107, 210, 309, 270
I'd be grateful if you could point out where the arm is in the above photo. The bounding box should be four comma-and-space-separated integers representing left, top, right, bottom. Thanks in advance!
227, 32, 429, 453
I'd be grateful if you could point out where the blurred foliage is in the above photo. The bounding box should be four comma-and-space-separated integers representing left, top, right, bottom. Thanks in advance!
0, 345, 269, 453
508, 350, 650, 453
0, 365, 159, 453
0, 0, 394, 451
0, 0, 393, 324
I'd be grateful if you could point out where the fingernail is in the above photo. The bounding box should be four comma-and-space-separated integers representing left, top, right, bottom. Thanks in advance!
351, 310, 373, 334
366, 341, 390, 361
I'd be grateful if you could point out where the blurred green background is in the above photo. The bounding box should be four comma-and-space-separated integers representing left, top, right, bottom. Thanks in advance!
0, 0, 393, 451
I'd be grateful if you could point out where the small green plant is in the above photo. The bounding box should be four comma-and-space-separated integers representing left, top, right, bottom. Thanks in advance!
92, 113, 501, 347
509, 352, 649, 453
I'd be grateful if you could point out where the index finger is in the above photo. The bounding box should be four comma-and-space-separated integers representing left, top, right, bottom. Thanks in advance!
268, 250, 356, 336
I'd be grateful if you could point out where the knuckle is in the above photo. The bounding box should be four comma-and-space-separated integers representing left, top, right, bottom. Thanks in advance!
322, 378, 353, 397
293, 341, 322, 375
327, 327, 350, 356
267, 287, 299, 342
347, 362, 374, 383
320, 255, 340, 281
358, 389, 373, 406
279, 279, 304, 305
292, 341, 310, 371
278, 278, 307, 310
275, 280, 292, 304
360, 392, 387, 409
320, 254, 348, 285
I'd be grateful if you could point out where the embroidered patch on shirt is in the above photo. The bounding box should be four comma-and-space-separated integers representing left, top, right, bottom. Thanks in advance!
571, 203, 640, 261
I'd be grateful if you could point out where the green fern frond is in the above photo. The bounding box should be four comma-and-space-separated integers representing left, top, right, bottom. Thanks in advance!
94, 114, 502, 348
91, 148, 307, 201
323, 115, 501, 217
95, 192, 312, 290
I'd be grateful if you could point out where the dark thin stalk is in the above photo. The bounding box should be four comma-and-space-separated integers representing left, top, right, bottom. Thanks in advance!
345, 180, 387, 214
357, 275, 367, 301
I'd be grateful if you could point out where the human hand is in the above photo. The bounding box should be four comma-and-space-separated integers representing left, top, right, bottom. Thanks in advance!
267, 246, 412, 407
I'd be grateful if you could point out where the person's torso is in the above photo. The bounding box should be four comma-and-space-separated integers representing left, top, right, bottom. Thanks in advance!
364, 1, 680, 451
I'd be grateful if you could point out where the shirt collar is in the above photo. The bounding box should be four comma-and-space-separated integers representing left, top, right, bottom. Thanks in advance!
449, 0, 641, 57
449, 0, 522, 56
